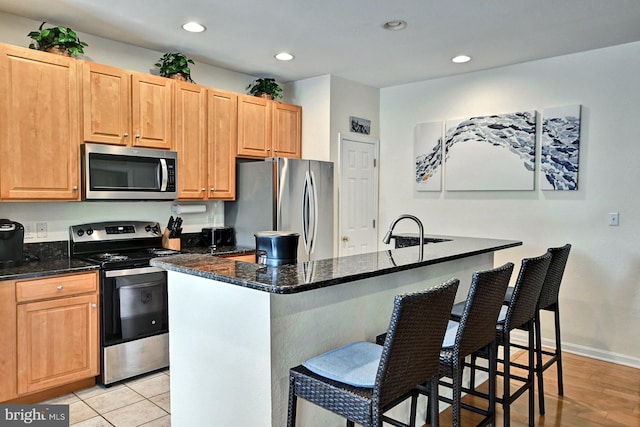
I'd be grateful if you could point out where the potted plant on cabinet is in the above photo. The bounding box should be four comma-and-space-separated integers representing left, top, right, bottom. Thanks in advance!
246, 77, 283, 100
28, 21, 88, 57
155, 52, 196, 82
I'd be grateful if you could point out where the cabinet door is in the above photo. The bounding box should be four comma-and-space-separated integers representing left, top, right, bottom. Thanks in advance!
131, 72, 173, 149
82, 62, 131, 145
237, 95, 271, 158
17, 294, 99, 395
0, 44, 81, 200
175, 81, 207, 199
272, 102, 302, 158
208, 89, 237, 200
0, 281, 17, 402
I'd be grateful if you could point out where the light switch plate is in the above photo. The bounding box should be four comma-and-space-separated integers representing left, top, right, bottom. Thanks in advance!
608, 212, 619, 226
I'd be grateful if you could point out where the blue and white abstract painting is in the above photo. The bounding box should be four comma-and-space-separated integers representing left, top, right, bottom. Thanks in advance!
541, 105, 581, 191
444, 111, 536, 191
414, 121, 443, 191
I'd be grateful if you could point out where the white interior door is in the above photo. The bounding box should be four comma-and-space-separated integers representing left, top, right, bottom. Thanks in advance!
339, 134, 379, 256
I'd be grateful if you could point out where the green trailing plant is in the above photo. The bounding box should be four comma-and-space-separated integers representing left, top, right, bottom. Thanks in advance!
155, 52, 195, 82
28, 21, 88, 57
246, 77, 283, 100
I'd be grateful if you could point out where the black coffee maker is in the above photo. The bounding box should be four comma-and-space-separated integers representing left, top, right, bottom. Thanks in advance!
254, 231, 299, 266
0, 219, 24, 268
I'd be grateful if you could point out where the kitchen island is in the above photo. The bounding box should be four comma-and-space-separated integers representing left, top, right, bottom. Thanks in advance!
151, 235, 521, 427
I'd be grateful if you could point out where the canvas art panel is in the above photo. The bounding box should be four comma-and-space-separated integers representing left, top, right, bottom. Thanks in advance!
414, 121, 443, 191
540, 105, 581, 190
444, 111, 536, 191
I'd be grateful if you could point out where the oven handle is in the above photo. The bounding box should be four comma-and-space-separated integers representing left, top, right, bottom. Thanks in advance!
104, 266, 165, 278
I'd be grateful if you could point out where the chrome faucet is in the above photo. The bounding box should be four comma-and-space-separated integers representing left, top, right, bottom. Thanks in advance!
382, 214, 424, 260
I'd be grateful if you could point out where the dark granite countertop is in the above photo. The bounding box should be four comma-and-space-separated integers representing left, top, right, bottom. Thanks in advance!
150, 235, 522, 294
0, 258, 100, 281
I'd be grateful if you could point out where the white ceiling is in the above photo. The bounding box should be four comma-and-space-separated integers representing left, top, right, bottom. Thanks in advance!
2, 0, 640, 88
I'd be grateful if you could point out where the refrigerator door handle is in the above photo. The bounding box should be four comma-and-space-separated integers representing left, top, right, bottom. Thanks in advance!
302, 171, 312, 254
308, 170, 319, 255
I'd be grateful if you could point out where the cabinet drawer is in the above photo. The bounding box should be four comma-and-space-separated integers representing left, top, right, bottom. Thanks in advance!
16, 272, 98, 303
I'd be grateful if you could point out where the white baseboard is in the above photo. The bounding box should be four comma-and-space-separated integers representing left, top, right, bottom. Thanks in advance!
510, 330, 640, 370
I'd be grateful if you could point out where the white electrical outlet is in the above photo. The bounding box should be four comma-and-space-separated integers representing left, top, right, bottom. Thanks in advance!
36, 222, 48, 238
608, 212, 619, 226
24, 223, 35, 239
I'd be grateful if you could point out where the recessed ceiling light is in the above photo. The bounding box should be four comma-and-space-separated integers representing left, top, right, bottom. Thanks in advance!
383, 20, 407, 31
452, 55, 471, 63
275, 52, 294, 61
182, 22, 206, 33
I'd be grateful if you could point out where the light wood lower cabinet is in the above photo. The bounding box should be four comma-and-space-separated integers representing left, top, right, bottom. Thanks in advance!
0, 281, 17, 402
17, 293, 99, 395
222, 253, 256, 263
0, 271, 100, 400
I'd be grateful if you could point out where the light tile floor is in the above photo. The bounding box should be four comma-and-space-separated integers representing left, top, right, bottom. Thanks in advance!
41, 370, 170, 427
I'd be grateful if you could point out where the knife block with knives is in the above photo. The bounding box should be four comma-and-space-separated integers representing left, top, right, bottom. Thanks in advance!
163, 216, 182, 250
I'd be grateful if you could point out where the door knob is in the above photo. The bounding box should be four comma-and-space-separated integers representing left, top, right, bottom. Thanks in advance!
342, 236, 349, 242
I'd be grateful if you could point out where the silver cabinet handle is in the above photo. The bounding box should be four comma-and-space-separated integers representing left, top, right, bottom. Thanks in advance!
201, 188, 206, 191
73, 186, 78, 190
91, 303, 97, 309
135, 134, 141, 139
56, 285, 63, 290
123, 132, 129, 137
210, 187, 215, 192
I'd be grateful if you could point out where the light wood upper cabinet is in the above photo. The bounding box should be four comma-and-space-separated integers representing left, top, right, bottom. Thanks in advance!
16, 272, 99, 396
83, 62, 173, 149
82, 62, 131, 145
174, 81, 207, 199
237, 95, 301, 159
208, 89, 237, 200
174, 84, 237, 201
272, 102, 302, 158
0, 44, 81, 200
237, 95, 271, 158
131, 73, 173, 149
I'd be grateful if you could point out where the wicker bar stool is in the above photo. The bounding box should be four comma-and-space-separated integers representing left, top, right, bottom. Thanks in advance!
503, 243, 571, 415
417, 262, 515, 427
287, 279, 459, 427
453, 251, 551, 427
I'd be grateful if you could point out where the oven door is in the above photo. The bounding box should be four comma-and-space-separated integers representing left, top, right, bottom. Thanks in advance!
102, 267, 168, 346
101, 266, 169, 384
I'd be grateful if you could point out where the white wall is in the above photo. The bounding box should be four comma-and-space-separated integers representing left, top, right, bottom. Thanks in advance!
285, 75, 331, 161
380, 42, 640, 366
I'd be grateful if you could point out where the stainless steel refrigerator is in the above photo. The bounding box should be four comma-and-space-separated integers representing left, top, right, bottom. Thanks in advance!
225, 158, 334, 262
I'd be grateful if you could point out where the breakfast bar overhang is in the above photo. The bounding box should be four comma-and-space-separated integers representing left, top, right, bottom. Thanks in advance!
151, 235, 521, 426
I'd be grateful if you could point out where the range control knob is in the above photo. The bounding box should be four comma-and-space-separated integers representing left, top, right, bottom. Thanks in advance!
86, 228, 94, 236
76, 229, 84, 237
152, 224, 161, 234
145, 225, 151, 232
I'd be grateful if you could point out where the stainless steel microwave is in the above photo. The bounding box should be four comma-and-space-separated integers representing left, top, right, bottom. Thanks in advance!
81, 143, 178, 200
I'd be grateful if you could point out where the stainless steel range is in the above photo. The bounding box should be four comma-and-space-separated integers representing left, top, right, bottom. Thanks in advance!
69, 221, 179, 385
